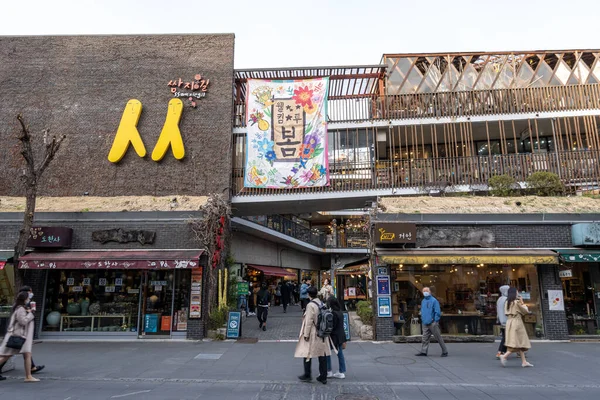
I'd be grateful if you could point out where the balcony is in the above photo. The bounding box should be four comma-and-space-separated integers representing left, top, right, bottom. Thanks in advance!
242, 215, 370, 250
234, 84, 600, 126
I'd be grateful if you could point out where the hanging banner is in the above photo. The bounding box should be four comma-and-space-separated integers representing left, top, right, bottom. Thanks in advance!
244, 78, 329, 189
548, 290, 565, 311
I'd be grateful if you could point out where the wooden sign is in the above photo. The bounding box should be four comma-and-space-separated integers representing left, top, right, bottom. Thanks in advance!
374, 223, 416, 244
28, 227, 73, 248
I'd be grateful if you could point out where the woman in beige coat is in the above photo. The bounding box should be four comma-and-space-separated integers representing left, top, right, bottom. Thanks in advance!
0, 291, 39, 382
295, 286, 331, 384
500, 287, 533, 368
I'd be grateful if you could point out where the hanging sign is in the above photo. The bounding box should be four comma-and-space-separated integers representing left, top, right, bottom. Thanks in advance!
244, 78, 330, 189
226, 311, 242, 339
559, 269, 573, 278
548, 290, 565, 311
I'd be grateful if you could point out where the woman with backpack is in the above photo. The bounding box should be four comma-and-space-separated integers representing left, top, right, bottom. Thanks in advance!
325, 297, 347, 379
0, 291, 39, 382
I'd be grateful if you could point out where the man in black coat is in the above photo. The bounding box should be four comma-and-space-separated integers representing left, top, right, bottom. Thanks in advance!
281, 281, 292, 313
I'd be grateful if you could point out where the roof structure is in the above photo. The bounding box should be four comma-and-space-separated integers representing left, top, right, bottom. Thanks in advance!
234, 65, 387, 101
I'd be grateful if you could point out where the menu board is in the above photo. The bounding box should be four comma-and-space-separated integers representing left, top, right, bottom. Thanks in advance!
189, 268, 203, 319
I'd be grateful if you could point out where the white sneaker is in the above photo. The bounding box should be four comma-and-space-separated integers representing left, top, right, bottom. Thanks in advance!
333, 372, 345, 379
327, 371, 333, 378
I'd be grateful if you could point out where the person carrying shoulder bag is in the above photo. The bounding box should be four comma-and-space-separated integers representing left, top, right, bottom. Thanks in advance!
0, 291, 39, 382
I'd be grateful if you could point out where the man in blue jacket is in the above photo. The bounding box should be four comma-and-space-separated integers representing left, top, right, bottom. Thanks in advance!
299, 279, 310, 312
415, 287, 448, 357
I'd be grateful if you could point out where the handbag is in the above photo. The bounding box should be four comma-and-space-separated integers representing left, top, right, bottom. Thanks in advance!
5, 308, 27, 350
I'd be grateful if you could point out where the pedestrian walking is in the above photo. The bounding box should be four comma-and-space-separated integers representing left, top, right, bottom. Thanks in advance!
415, 287, 448, 357
256, 282, 271, 331
325, 297, 347, 379
0, 291, 39, 382
295, 286, 331, 384
275, 282, 282, 306
495, 285, 510, 359
281, 281, 291, 313
319, 279, 334, 301
300, 279, 310, 311
247, 282, 256, 316
293, 282, 300, 305
500, 288, 533, 368
0, 286, 45, 380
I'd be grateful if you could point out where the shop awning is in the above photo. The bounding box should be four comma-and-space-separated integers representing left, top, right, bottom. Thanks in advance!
555, 249, 600, 263
0, 251, 13, 270
335, 263, 370, 276
247, 264, 296, 277
377, 249, 558, 265
18, 250, 204, 270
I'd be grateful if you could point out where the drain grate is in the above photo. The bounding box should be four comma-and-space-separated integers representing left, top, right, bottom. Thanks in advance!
335, 396, 378, 400
374, 356, 416, 366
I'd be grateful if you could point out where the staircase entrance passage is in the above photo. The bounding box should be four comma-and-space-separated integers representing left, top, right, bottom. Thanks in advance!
242, 301, 304, 341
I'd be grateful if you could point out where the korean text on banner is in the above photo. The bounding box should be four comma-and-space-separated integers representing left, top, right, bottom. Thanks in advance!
244, 78, 330, 189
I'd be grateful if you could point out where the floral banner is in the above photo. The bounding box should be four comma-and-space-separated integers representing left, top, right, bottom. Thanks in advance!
244, 78, 329, 188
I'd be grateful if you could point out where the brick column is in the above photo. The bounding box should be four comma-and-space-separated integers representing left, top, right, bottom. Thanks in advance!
537, 265, 569, 340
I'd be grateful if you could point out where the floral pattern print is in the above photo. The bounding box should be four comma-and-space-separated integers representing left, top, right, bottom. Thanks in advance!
245, 78, 329, 189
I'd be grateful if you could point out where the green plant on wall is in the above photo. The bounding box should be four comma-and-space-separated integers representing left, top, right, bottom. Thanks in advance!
356, 300, 373, 324
489, 174, 518, 197
526, 172, 565, 196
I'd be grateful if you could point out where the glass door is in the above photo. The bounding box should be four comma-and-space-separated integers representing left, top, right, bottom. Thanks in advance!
140, 270, 174, 338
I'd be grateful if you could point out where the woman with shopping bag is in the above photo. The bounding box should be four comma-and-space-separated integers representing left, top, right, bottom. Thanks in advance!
0, 291, 39, 382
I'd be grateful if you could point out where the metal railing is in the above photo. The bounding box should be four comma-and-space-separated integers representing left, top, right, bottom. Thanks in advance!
233, 84, 600, 126
233, 150, 600, 196
241, 216, 370, 249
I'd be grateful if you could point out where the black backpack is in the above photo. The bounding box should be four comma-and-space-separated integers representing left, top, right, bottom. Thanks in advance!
311, 300, 334, 339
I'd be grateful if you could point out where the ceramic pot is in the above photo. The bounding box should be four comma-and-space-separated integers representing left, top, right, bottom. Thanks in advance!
66, 302, 81, 316
46, 311, 61, 327
80, 300, 90, 316
89, 302, 101, 315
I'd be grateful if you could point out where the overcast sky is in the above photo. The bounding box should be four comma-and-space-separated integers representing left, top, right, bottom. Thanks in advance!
1, 0, 598, 69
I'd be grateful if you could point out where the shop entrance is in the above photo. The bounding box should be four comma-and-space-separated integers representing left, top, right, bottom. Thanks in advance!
140, 271, 174, 338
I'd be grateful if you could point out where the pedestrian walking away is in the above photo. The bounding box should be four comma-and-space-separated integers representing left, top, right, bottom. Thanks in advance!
0, 286, 45, 380
500, 287, 533, 368
0, 291, 39, 382
295, 286, 331, 384
247, 282, 256, 316
256, 282, 271, 331
281, 280, 291, 313
496, 285, 510, 359
415, 287, 448, 357
319, 279, 334, 301
325, 297, 347, 379
300, 279, 310, 311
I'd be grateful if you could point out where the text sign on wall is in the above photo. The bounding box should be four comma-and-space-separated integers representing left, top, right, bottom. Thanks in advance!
374, 223, 417, 244
572, 223, 600, 247
377, 296, 392, 318
27, 227, 73, 248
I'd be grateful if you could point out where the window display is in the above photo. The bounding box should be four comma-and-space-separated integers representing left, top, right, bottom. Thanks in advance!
43, 269, 141, 333
391, 264, 542, 338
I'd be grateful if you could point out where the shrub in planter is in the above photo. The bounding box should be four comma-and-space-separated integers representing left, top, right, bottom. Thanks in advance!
489, 174, 518, 197
356, 300, 373, 324
208, 305, 229, 330
526, 172, 564, 196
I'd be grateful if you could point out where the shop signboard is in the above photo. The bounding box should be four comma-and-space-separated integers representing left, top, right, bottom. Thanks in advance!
572, 223, 600, 247
226, 311, 242, 339
559, 269, 573, 278
27, 227, 73, 248
374, 223, 416, 244
548, 290, 565, 311
343, 312, 351, 341
376, 275, 391, 296
377, 267, 388, 276
237, 282, 249, 296
189, 268, 203, 319
377, 296, 392, 317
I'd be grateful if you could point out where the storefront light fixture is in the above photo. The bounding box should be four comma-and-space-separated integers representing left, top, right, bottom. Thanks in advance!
423, 264, 428, 268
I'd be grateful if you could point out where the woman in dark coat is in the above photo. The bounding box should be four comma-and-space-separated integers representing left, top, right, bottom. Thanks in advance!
325, 297, 347, 379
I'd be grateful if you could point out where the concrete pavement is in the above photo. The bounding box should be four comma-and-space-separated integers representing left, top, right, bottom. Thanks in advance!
1, 339, 600, 399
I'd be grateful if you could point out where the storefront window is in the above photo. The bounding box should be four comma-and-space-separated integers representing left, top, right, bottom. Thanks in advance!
391, 264, 542, 337
43, 269, 142, 333
561, 264, 600, 335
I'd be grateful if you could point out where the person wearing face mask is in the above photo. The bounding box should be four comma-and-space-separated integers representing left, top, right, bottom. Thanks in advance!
415, 287, 448, 357
0, 287, 45, 380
